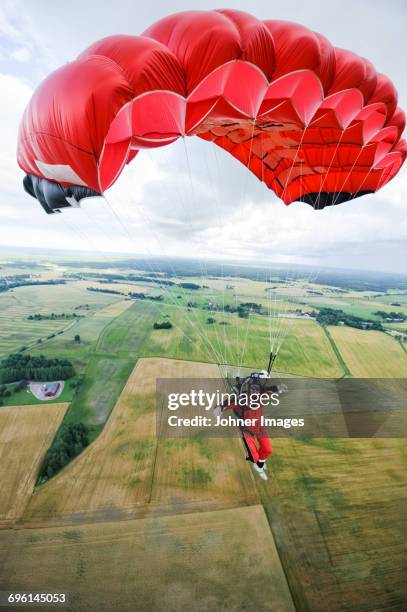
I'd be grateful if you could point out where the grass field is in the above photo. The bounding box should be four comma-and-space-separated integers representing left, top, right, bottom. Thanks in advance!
0, 381, 75, 406
258, 438, 407, 611
0, 403, 68, 528
92, 299, 343, 378
64, 355, 135, 430
327, 326, 407, 377
0, 505, 294, 612
0, 284, 120, 356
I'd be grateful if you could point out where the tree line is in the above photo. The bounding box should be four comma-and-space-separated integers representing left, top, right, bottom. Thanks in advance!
128, 292, 164, 301
153, 321, 173, 329
38, 422, 90, 482
374, 310, 405, 321
316, 307, 384, 330
0, 278, 66, 293
0, 353, 75, 384
27, 312, 83, 320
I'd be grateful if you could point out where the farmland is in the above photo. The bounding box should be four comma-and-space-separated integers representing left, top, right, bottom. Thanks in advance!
0, 283, 121, 358
0, 403, 68, 528
0, 505, 294, 612
259, 437, 407, 611
0, 253, 407, 610
328, 326, 407, 377
23, 359, 257, 525
1, 358, 406, 611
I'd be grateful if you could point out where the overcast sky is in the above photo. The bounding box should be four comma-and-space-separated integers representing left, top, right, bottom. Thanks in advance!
1, 0, 406, 273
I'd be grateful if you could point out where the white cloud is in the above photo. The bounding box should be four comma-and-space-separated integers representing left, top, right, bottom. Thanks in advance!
10, 47, 31, 62
0, 73, 32, 195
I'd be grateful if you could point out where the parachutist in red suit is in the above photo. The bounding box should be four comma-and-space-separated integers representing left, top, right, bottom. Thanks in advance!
215, 376, 287, 481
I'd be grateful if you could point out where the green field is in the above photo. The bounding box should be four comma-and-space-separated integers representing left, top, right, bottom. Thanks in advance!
258, 437, 407, 611
64, 355, 135, 431
1, 260, 406, 423
0, 284, 121, 357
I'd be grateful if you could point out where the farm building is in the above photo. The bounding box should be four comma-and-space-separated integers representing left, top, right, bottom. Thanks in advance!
42, 382, 61, 398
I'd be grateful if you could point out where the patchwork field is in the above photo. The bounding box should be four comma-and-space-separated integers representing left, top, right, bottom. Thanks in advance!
0, 403, 68, 528
0, 284, 120, 356
1, 258, 407, 611
0, 505, 294, 612
22, 359, 257, 526
93, 299, 343, 378
328, 326, 407, 377
259, 438, 407, 611
1, 356, 406, 611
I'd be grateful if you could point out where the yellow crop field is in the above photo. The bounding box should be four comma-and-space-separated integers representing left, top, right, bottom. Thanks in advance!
93, 299, 133, 318
0, 403, 68, 528
328, 326, 407, 377
23, 358, 257, 526
0, 505, 294, 612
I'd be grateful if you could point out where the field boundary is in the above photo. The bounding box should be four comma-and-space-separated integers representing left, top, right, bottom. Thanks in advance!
321, 325, 350, 377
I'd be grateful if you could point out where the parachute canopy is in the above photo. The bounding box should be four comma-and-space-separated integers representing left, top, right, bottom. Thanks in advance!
18, 9, 406, 213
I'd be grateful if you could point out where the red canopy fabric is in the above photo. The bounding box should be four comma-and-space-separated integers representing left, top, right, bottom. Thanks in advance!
17, 9, 406, 208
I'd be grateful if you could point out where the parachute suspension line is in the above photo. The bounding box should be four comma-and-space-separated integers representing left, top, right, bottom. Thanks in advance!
62, 213, 110, 264
268, 271, 283, 361
94, 201, 209, 354
314, 129, 346, 210
212, 142, 251, 375
268, 125, 312, 363
188, 138, 237, 371
180, 137, 230, 368
237, 270, 263, 374
209, 144, 239, 373
79, 203, 119, 249
197, 145, 232, 365
183, 136, 246, 373
258, 134, 285, 369
331, 142, 368, 207
344, 151, 390, 209
210, 143, 242, 373
280, 124, 307, 205
267, 271, 276, 371
269, 273, 288, 359
167, 140, 228, 362
100, 192, 224, 367
221, 261, 229, 372
63, 201, 213, 358
208, 147, 242, 373
235, 120, 258, 374
238, 306, 253, 374
143, 144, 227, 368
267, 349, 276, 375
65, 203, 216, 363
118, 170, 226, 362
271, 117, 331, 360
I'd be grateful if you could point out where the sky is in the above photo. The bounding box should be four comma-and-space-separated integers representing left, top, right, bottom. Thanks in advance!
0, 0, 406, 273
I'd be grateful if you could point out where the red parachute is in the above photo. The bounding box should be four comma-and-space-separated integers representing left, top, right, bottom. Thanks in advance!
18, 9, 406, 214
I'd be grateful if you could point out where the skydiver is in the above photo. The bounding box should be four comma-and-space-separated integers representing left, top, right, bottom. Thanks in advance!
214, 375, 288, 481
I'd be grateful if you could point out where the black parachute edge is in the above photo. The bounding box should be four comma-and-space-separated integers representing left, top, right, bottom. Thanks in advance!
23, 174, 102, 214
296, 191, 374, 209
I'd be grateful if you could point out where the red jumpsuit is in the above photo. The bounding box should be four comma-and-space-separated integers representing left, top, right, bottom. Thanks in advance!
223, 392, 273, 463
